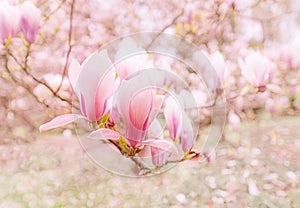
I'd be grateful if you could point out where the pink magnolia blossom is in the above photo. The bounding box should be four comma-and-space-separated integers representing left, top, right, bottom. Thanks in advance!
209, 51, 227, 89
115, 55, 153, 80
40, 50, 118, 131
0, 2, 20, 42
20, 1, 41, 43
228, 110, 241, 131
239, 51, 273, 88
114, 38, 153, 80
88, 86, 177, 154
185, 3, 196, 23
118, 87, 164, 147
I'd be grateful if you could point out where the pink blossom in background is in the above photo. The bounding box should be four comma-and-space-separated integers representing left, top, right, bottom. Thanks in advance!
114, 38, 153, 80
266, 98, 275, 116
228, 110, 241, 131
20, 1, 41, 43
0, 1, 20, 42
239, 51, 274, 88
115, 55, 153, 80
209, 51, 227, 89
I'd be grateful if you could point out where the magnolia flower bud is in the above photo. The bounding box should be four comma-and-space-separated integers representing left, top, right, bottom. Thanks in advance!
0, 2, 20, 42
239, 51, 274, 88
20, 1, 41, 43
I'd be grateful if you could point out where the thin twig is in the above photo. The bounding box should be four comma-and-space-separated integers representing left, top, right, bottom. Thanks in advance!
130, 157, 152, 175
6, 46, 75, 107
55, 0, 75, 94
41, 0, 67, 27
146, 8, 184, 49
3, 52, 50, 108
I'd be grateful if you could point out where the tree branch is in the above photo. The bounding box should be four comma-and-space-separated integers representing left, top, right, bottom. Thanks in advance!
55, 0, 75, 94
6, 46, 75, 108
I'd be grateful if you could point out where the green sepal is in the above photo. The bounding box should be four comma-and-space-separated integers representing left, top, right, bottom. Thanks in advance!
119, 136, 130, 154
5, 35, 12, 48
151, 167, 161, 174
183, 150, 190, 160
98, 113, 110, 128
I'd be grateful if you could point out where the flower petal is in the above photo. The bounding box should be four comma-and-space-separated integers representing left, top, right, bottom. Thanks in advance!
151, 147, 166, 167
148, 119, 164, 140
141, 139, 178, 153
95, 67, 117, 119
164, 96, 182, 140
68, 58, 81, 94
148, 94, 164, 124
77, 49, 114, 121
180, 112, 194, 151
39, 114, 84, 132
129, 89, 154, 130
88, 128, 121, 141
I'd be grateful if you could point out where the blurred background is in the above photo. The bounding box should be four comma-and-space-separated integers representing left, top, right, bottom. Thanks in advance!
0, 0, 299, 207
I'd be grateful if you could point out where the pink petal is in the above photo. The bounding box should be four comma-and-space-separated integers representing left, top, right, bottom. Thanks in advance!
129, 89, 154, 130
114, 38, 153, 80
180, 113, 194, 151
20, 1, 41, 43
148, 94, 164, 123
126, 126, 147, 147
148, 119, 166, 166
68, 58, 81, 93
77, 50, 114, 121
148, 119, 164, 140
239, 58, 257, 87
210, 51, 225, 88
115, 55, 153, 80
95, 66, 117, 119
115, 79, 158, 146
39, 114, 84, 132
141, 139, 178, 153
80, 93, 87, 117
88, 128, 121, 141
0, 2, 20, 41
108, 100, 120, 125
164, 96, 182, 140
228, 110, 241, 131
151, 147, 166, 167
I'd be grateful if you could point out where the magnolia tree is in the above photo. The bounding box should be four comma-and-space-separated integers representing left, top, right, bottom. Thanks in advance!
1, 0, 299, 175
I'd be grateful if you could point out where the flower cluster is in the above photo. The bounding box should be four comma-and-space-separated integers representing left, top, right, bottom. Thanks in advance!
40, 44, 198, 169
1, 0, 299, 174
